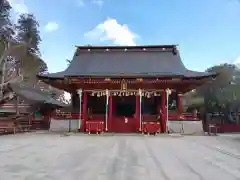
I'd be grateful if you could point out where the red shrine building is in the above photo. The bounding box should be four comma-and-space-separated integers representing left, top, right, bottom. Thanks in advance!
38, 45, 216, 134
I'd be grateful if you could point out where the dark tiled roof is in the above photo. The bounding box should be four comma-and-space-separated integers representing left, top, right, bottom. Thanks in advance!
0, 92, 15, 105
9, 83, 68, 107
38, 45, 215, 79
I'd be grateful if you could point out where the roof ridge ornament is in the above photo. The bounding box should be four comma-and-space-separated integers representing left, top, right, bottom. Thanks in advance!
172, 46, 178, 55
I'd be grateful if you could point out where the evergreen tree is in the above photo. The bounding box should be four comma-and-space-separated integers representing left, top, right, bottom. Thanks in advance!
0, 0, 14, 38
16, 13, 41, 55
16, 13, 47, 73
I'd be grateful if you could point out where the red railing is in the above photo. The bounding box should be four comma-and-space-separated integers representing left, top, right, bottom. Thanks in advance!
53, 112, 201, 134
169, 113, 200, 121
142, 113, 200, 121
203, 113, 240, 133
54, 112, 200, 121
218, 124, 240, 133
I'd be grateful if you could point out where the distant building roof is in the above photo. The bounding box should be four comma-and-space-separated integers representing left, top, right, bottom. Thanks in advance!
38, 45, 216, 79
9, 83, 68, 107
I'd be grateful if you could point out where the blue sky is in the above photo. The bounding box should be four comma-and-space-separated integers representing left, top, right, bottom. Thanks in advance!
7, 0, 240, 73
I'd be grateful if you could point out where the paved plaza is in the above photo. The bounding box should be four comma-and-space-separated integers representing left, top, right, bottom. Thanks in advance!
0, 133, 240, 180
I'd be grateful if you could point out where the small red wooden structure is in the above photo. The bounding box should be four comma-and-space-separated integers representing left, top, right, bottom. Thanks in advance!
0, 83, 67, 131
38, 45, 216, 134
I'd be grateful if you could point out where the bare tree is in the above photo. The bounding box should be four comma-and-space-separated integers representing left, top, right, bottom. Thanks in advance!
0, 4, 64, 107
0, 38, 42, 85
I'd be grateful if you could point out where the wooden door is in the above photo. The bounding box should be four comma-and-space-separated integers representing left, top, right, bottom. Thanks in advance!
111, 117, 137, 133
111, 96, 137, 133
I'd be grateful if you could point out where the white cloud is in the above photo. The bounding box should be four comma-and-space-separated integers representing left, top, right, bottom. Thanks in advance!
44, 22, 59, 32
7, 0, 28, 14
233, 56, 240, 68
234, 56, 240, 64
91, 0, 103, 7
77, 0, 85, 6
84, 18, 138, 46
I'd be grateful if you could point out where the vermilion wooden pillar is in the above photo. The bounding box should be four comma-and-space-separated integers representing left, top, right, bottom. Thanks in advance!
82, 91, 87, 132
161, 90, 166, 133
178, 93, 182, 115
109, 95, 113, 132
135, 95, 140, 132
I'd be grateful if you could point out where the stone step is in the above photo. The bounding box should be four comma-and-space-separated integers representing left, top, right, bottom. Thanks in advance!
169, 120, 204, 135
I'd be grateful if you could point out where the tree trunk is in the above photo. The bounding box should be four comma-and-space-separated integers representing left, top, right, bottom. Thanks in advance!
0, 60, 6, 97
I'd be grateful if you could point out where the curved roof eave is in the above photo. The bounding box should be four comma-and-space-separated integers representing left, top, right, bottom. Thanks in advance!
37, 71, 65, 79
183, 70, 217, 79
36, 45, 218, 80
9, 83, 68, 107
37, 70, 217, 79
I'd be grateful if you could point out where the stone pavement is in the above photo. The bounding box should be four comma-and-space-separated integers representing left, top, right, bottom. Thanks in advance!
0, 133, 240, 180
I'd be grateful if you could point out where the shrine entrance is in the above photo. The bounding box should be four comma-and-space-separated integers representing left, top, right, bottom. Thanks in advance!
84, 89, 167, 134
111, 95, 137, 133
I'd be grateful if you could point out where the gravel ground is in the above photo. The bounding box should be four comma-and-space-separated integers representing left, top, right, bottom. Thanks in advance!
0, 133, 240, 180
